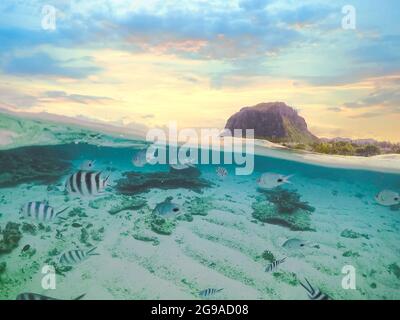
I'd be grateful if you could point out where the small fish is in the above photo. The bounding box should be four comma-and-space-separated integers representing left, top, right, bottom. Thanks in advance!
153, 197, 182, 219
71, 223, 82, 228
216, 167, 228, 179
22, 244, 31, 252
80, 160, 96, 171
265, 257, 287, 273
132, 149, 154, 167
16, 293, 86, 300
375, 190, 400, 206
257, 173, 293, 190
65, 170, 110, 197
199, 288, 224, 298
299, 278, 330, 300
282, 238, 307, 250
59, 247, 99, 266
20, 201, 69, 222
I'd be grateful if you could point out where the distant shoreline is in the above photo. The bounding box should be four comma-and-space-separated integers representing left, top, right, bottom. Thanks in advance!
1, 108, 400, 174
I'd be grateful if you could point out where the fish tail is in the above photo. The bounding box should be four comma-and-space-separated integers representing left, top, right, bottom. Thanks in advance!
74, 294, 86, 300
300, 278, 315, 295
56, 206, 70, 217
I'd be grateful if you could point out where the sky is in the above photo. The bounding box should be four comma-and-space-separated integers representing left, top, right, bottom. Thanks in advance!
0, 0, 399, 141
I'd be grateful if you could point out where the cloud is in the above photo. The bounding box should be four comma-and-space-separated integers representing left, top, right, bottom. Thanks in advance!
142, 114, 155, 119
239, 0, 271, 11
349, 35, 400, 70
344, 88, 400, 110
327, 107, 343, 112
2, 52, 101, 78
41, 91, 114, 104
343, 76, 400, 118
0, 86, 38, 109
350, 111, 386, 119
276, 4, 334, 26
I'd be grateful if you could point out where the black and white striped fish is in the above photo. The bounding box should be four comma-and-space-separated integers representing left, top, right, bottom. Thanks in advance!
20, 201, 69, 222
199, 288, 223, 298
265, 257, 287, 273
16, 292, 85, 300
299, 278, 330, 300
65, 170, 110, 197
59, 247, 99, 266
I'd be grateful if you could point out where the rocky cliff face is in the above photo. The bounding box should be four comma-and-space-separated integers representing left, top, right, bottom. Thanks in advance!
225, 102, 319, 143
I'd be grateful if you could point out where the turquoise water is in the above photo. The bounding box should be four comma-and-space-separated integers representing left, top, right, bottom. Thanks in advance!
0, 142, 399, 300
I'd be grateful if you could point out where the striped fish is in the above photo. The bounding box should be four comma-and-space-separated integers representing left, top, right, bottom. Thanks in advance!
299, 278, 330, 300
265, 257, 287, 273
59, 247, 99, 266
199, 288, 223, 298
16, 293, 85, 300
65, 170, 110, 197
20, 201, 69, 222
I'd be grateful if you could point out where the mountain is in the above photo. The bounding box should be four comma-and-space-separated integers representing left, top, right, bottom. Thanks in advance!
224, 102, 319, 143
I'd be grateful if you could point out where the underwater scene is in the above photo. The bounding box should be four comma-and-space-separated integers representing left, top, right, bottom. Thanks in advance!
0, 132, 399, 300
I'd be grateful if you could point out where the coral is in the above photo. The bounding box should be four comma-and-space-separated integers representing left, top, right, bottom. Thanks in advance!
132, 234, 160, 246
90, 227, 105, 241
262, 250, 275, 263
0, 222, 22, 255
89, 195, 115, 209
44, 258, 72, 276
0, 262, 6, 275
387, 263, 400, 280
80, 228, 90, 244
184, 196, 213, 216
21, 222, 37, 235
115, 170, 212, 195
260, 188, 315, 214
150, 215, 176, 235
0, 146, 71, 188
390, 204, 400, 211
342, 250, 360, 258
177, 213, 194, 222
108, 196, 147, 215
68, 207, 87, 218
272, 271, 299, 286
252, 195, 314, 231
48, 248, 60, 257
340, 229, 370, 240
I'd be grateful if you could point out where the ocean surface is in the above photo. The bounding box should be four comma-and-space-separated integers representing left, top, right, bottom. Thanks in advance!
0, 139, 400, 300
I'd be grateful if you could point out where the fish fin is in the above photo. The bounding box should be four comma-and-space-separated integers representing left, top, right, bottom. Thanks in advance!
217, 288, 224, 293
86, 247, 97, 255
74, 294, 86, 300
88, 253, 100, 256
281, 257, 287, 263
56, 206, 70, 217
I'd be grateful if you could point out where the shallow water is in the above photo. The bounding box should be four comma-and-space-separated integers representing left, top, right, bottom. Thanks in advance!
0, 142, 399, 300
